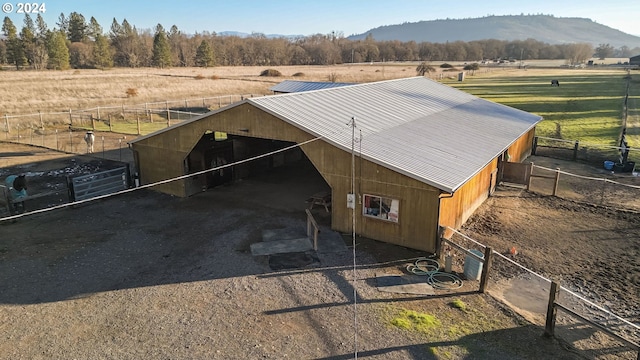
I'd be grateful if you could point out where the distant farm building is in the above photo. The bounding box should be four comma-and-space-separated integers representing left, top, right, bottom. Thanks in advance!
630, 54, 640, 66
270, 80, 355, 94
130, 77, 541, 252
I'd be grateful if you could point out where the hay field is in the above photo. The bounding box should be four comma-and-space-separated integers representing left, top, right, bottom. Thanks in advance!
0, 64, 416, 115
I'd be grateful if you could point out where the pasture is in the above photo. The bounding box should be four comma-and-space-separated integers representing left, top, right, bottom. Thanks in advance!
446, 68, 637, 148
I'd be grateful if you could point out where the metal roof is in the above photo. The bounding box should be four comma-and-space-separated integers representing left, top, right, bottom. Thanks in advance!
250, 76, 542, 193
269, 80, 355, 93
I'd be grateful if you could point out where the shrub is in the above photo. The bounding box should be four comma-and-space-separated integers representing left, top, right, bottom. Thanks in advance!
125, 88, 138, 97
194, 74, 206, 80
327, 72, 338, 82
209, 75, 220, 80
463, 63, 480, 71
416, 62, 436, 76
260, 69, 282, 77
440, 63, 453, 68
292, 72, 305, 77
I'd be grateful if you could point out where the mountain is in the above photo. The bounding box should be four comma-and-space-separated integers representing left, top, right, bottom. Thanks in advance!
347, 15, 640, 49
217, 31, 304, 40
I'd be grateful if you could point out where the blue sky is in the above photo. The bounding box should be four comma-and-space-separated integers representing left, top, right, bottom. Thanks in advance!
3, 0, 639, 36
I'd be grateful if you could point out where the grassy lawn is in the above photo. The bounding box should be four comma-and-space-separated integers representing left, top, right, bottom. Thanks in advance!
445, 69, 631, 148
625, 73, 640, 148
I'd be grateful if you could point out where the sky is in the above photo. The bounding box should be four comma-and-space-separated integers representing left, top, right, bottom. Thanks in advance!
2, 0, 639, 37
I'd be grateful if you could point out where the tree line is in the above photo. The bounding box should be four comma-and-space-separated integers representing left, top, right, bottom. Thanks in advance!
2, 13, 639, 70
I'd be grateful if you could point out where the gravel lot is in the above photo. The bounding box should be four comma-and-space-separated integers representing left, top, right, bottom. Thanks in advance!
1, 143, 635, 359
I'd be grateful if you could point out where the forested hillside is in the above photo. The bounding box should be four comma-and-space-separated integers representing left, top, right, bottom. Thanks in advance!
1, 13, 638, 70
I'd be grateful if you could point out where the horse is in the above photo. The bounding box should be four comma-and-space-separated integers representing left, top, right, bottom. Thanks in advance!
84, 131, 95, 153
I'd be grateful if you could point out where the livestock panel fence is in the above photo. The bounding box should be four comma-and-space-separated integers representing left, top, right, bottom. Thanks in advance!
2, 93, 266, 138
443, 228, 640, 359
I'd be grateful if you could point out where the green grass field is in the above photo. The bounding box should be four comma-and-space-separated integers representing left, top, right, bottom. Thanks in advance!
445, 69, 638, 148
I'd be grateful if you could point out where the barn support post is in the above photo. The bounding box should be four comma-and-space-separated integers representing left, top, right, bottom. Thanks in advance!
553, 168, 560, 196
573, 141, 579, 161
479, 246, 492, 293
544, 281, 560, 337
532, 136, 538, 155
526, 162, 534, 191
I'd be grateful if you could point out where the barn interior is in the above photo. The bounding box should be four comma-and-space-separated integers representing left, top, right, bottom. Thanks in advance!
183, 130, 332, 214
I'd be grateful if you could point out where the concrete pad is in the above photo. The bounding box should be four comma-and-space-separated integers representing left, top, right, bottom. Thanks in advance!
262, 228, 304, 242
376, 274, 435, 295
250, 238, 313, 256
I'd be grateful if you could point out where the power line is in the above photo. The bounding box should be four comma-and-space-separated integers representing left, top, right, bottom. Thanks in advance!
0, 135, 327, 223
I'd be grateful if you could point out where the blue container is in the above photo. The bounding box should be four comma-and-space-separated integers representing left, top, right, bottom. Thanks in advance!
463, 249, 484, 281
603, 161, 614, 170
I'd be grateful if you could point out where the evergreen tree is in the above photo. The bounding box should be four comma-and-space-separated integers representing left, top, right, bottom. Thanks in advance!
88, 16, 102, 40
20, 15, 37, 68
152, 24, 171, 68
195, 40, 214, 67
47, 30, 70, 69
67, 12, 87, 42
56, 12, 68, 34
2, 16, 26, 69
34, 14, 49, 68
92, 33, 113, 69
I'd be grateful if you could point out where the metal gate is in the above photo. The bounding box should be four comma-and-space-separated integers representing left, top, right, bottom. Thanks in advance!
499, 162, 532, 186
68, 166, 130, 202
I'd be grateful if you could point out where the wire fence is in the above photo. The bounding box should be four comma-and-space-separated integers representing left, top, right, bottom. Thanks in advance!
1, 93, 267, 136
528, 163, 640, 212
445, 227, 640, 359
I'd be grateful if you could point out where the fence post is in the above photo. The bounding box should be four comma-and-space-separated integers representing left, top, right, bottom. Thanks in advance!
69, 109, 72, 127
69, 128, 73, 152
97, 106, 101, 120
102, 136, 105, 158
526, 162, 534, 191
91, 116, 96, 131
166, 101, 171, 127
137, 114, 141, 135
39, 111, 44, 129
573, 141, 579, 161
55, 129, 58, 150
5, 114, 9, 137
544, 281, 560, 337
553, 168, 560, 196
479, 246, 492, 293
108, 114, 113, 132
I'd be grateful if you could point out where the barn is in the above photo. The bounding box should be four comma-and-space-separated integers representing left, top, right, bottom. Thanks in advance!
129, 77, 541, 252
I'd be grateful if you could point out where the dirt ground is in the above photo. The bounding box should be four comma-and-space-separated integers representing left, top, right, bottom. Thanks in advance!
1, 141, 638, 359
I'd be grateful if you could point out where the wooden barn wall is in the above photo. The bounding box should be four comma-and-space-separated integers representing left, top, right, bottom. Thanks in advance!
439, 158, 497, 232
131, 103, 316, 196
133, 146, 189, 197
300, 141, 441, 252
508, 128, 536, 162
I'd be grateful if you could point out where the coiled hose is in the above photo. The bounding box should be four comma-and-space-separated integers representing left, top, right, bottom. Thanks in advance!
406, 257, 463, 290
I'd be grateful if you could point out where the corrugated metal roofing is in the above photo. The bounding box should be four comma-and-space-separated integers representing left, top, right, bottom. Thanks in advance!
250, 76, 542, 193
270, 80, 355, 93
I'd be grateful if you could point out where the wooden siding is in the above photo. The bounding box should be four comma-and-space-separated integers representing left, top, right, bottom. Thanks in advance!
301, 140, 441, 252
439, 158, 497, 232
508, 128, 536, 162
